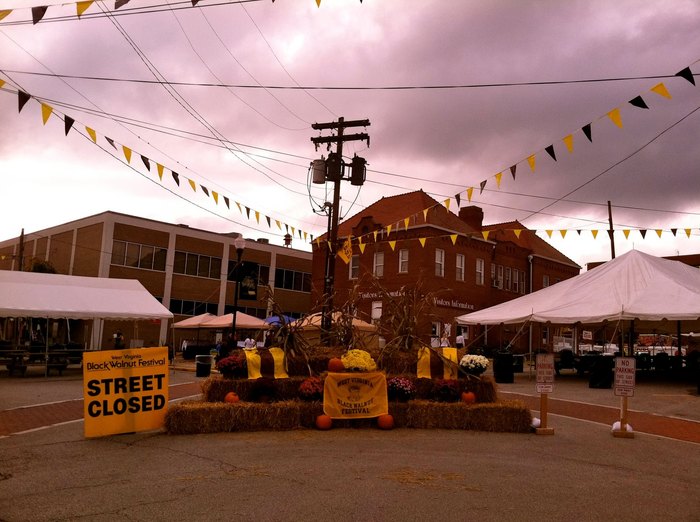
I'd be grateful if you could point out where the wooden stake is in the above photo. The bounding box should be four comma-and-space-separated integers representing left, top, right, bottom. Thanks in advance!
612, 395, 634, 438
535, 393, 555, 435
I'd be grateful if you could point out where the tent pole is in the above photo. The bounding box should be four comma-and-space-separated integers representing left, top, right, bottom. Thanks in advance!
677, 320, 682, 356
44, 318, 49, 378
528, 323, 533, 378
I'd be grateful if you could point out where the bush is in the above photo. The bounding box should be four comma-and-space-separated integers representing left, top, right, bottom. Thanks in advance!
387, 376, 417, 402
215, 351, 247, 379
431, 379, 461, 402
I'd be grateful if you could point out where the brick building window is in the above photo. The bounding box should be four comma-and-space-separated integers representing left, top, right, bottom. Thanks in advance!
456, 254, 465, 281
112, 240, 167, 271
349, 255, 359, 280
505, 267, 511, 291
373, 251, 384, 278
476, 258, 484, 285
513, 269, 519, 293
398, 249, 409, 274
435, 249, 445, 277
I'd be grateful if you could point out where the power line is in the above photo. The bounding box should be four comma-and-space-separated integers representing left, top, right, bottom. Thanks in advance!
3, 68, 696, 91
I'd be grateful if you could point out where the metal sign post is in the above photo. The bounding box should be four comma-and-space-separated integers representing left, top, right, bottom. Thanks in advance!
535, 353, 555, 435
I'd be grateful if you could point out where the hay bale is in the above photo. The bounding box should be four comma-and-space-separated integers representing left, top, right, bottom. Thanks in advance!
404, 399, 531, 432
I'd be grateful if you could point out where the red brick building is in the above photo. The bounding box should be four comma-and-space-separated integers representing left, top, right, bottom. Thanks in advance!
311, 191, 580, 351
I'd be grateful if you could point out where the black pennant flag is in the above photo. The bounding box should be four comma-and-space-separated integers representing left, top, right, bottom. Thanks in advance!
201, 185, 209, 197
576, 230, 582, 235
640, 229, 647, 239
115, 0, 130, 9
192, 0, 201, 5
32, 6, 48, 24
64, 115, 75, 136
141, 155, 151, 171
454, 193, 461, 207
223, 196, 230, 209
671, 228, 677, 237
545, 144, 557, 161
105, 137, 116, 149
172, 171, 180, 186
675, 66, 695, 86
582, 123, 592, 142
266, 216, 271, 227
628, 95, 649, 109
479, 180, 487, 194
510, 165, 517, 180
245, 207, 251, 219
18, 91, 31, 113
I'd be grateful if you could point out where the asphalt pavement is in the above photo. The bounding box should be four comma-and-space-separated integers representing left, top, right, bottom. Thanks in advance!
0, 361, 699, 521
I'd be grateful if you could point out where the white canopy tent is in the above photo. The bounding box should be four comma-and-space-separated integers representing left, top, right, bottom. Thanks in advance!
457, 250, 700, 326
0, 271, 173, 320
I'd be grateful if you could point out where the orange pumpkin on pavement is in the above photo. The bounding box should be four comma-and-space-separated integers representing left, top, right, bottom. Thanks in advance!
315, 414, 333, 430
377, 414, 395, 430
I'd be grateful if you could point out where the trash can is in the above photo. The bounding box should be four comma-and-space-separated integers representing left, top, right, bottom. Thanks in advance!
195, 354, 213, 378
588, 356, 613, 388
493, 351, 514, 383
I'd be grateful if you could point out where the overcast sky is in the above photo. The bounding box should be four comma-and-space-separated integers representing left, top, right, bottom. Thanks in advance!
1, 0, 699, 269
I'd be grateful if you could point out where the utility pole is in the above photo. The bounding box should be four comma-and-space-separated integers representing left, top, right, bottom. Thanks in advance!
311, 117, 370, 340
607, 200, 616, 260
18, 228, 25, 271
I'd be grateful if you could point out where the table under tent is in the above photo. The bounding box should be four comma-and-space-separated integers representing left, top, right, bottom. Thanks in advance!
0, 271, 173, 376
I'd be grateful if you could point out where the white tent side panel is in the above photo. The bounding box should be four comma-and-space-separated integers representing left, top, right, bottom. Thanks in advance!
0, 271, 173, 320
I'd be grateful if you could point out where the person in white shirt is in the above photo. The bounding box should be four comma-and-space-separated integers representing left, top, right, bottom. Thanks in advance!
243, 337, 256, 350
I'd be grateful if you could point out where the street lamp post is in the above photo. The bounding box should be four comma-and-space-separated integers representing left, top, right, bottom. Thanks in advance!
231, 236, 246, 346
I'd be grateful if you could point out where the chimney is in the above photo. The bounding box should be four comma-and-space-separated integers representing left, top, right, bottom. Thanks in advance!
459, 206, 483, 231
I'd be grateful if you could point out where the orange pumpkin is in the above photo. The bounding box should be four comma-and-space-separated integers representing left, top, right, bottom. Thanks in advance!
315, 414, 333, 430
461, 391, 476, 404
377, 414, 394, 430
327, 357, 345, 373
224, 391, 240, 403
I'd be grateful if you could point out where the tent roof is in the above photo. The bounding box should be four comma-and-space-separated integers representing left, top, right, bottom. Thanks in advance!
290, 312, 377, 332
196, 312, 269, 330
0, 271, 173, 320
456, 250, 700, 325
172, 313, 217, 328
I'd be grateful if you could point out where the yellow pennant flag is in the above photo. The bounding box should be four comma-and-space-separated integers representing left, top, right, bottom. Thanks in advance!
40, 103, 53, 125
685, 228, 692, 238
591, 230, 599, 239
563, 134, 574, 153
359, 242, 366, 254
188, 179, 196, 192
275, 220, 282, 230
76, 1, 93, 17
156, 163, 164, 180
373, 230, 378, 242
0, 10, 12, 21
560, 230, 567, 239
291, 226, 295, 236
86, 126, 97, 143
316, 0, 321, 6
443, 198, 451, 211
527, 155, 536, 172
450, 234, 457, 245
212, 191, 218, 204
650, 82, 671, 99
303, 231, 308, 241
337, 237, 352, 264
623, 229, 630, 239
514, 229, 522, 239
0, 79, 4, 88
122, 145, 132, 164
404, 217, 410, 230
545, 230, 553, 238
255, 211, 260, 223
481, 231, 490, 240
423, 208, 429, 221
389, 240, 396, 251
387, 224, 392, 235
495, 172, 502, 188
607, 108, 623, 128
235, 202, 242, 213
418, 237, 426, 248
655, 229, 663, 238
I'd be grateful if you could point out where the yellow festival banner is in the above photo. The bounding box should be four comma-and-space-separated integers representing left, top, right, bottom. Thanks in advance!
83, 347, 169, 438
323, 372, 388, 419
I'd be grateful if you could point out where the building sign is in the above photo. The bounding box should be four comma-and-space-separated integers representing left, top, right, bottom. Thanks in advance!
536, 353, 554, 394
237, 261, 259, 299
582, 330, 593, 341
323, 372, 388, 419
83, 347, 169, 438
614, 357, 636, 397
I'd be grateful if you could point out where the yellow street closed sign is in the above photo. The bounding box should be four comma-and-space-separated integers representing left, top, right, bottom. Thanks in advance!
83, 347, 169, 438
